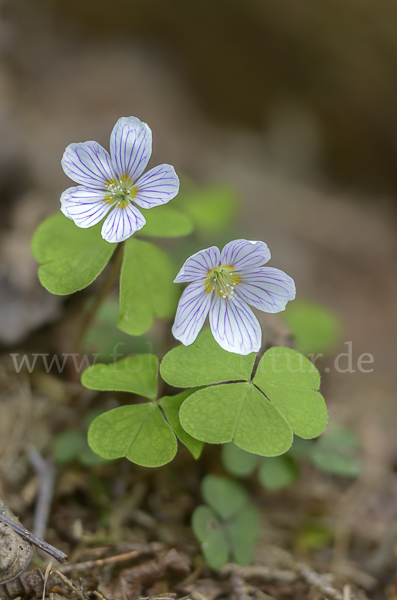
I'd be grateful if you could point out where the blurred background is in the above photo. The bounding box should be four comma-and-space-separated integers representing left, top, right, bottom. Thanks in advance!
1, 0, 397, 596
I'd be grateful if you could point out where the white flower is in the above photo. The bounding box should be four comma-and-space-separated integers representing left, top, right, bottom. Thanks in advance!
172, 239, 296, 355
60, 116, 180, 243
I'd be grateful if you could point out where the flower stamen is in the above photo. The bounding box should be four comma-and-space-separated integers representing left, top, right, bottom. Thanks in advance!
205, 265, 241, 297
105, 176, 135, 207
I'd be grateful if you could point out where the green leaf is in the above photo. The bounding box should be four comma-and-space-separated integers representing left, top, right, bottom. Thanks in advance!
309, 424, 361, 478
78, 446, 111, 467
318, 423, 360, 451
296, 523, 334, 551
138, 204, 194, 237
228, 504, 260, 565
81, 354, 158, 400
82, 298, 157, 362
258, 456, 299, 490
180, 383, 293, 457
253, 347, 328, 439
178, 184, 238, 234
221, 443, 259, 477
32, 212, 115, 295
287, 437, 314, 458
282, 300, 341, 355
202, 475, 248, 520
192, 505, 229, 570
117, 238, 177, 336
53, 430, 87, 464
88, 404, 177, 467
310, 448, 361, 478
160, 391, 204, 459
160, 328, 256, 388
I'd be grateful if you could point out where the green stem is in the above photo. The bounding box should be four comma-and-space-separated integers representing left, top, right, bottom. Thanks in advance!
75, 241, 125, 349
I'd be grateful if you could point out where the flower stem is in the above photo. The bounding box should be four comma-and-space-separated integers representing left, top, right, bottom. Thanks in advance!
75, 241, 125, 349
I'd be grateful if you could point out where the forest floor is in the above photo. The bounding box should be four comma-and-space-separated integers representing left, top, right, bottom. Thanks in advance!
1, 2, 397, 599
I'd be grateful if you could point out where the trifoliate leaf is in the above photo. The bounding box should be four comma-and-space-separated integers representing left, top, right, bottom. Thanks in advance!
160, 328, 256, 388
258, 456, 299, 490
228, 504, 260, 565
191, 506, 229, 570
160, 391, 204, 459
253, 347, 328, 439
138, 204, 194, 237
202, 475, 248, 520
88, 404, 177, 467
81, 355, 158, 400
32, 212, 115, 295
282, 300, 341, 355
180, 382, 293, 457
117, 238, 177, 336
221, 443, 259, 477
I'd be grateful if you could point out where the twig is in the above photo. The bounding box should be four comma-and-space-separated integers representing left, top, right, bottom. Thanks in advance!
42, 561, 52, 600
57, 549, 139, 574
220, 563, 297, 584
297, 564, 343, 600
51, 570, 87, 600
27, 445, 56, 539
0, 513, 68, 563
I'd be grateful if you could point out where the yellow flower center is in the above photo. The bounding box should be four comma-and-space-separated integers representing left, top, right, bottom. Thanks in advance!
205, 265, 242, 298
104, 175, 137, 208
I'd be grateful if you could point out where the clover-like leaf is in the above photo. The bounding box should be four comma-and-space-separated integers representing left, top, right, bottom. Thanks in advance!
258, 456, 299, 490
81, 355, 158, 400
88, 404, 177, 467
253, 347, 328, 439
138, 204, 194, 238
32, 212, 115, 295
118, 238, 178, 336
191, 505, 229, 570
180, 382, 293, 456
160, 328, 256, 388
221, 443, 259, 478
202, 475, 248, 520
160, 391, 204, 459
228, 504, 260, 565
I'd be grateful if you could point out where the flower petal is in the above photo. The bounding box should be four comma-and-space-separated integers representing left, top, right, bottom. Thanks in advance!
101, 203, 146, 243
174, 246, 221, 283
209, 294, 261, 355
62, 142, 116, 189
236, 267, 296, 313
220, 239, 271, 271
172, 281, 212, 346
60, 186, 113, 228
110, 116, 152, 182
133, 164, 180, 208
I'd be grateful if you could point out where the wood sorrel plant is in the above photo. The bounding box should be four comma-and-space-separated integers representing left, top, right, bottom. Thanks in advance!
32, 116, 327, 553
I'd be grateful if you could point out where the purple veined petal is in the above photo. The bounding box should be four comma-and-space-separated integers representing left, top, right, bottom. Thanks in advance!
101, 203, 146, 243
60, 186, 113, 228
220, 239, 271, 271
110, 117, 152, 183
174, 246, 221, 283
133, 164, 180, 209
209, 294, 261, 355
236, 267, 296, 313
172, 281, 212, 346
62, 142, 116, 189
